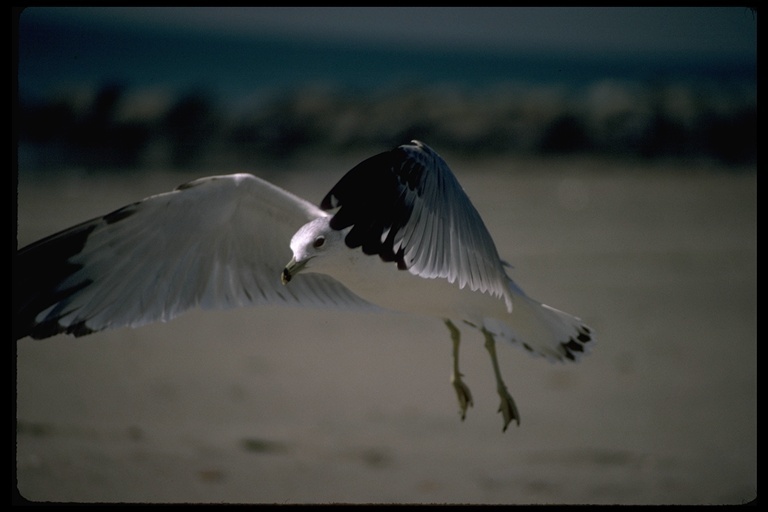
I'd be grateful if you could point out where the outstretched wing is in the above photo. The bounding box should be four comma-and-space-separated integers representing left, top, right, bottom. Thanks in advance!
321, 140, 508, 301
15, 174, 376, 340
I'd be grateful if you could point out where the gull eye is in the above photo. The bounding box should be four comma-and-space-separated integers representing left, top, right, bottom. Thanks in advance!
312, 236, 326, 249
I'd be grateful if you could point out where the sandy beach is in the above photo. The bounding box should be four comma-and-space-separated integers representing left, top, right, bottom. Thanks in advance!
14, 156, 756, 504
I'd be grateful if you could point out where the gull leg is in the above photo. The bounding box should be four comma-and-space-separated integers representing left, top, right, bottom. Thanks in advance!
444, 319, 473, 421
482, 328, 520, 431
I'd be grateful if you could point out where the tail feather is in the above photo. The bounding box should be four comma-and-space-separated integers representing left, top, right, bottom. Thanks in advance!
482, 279, 594, 363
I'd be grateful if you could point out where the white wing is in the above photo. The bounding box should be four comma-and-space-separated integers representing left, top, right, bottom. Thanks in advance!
321, 140, 508, 301
15, 173, 377, 340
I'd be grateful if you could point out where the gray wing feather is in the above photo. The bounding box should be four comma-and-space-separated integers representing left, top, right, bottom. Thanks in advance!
16, 174, 376, 339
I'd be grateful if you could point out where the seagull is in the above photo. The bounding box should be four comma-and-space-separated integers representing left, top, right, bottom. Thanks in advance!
14, 140, 594, 431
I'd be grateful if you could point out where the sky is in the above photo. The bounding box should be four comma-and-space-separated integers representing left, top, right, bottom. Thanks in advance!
18, 6, 757, 60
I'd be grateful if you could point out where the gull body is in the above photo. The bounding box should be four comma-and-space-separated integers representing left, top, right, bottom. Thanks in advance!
286, 216, 531, 338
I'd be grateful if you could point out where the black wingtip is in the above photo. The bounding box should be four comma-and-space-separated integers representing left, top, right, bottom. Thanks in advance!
319, 145, 432, 272
14, 219, 100, 340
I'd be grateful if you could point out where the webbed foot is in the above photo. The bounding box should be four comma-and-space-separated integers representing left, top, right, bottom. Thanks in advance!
451, 372, 474, 420
495, 384, 520, 431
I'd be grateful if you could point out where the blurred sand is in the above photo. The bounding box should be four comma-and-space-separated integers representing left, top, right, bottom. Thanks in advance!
14, 156, 756, 504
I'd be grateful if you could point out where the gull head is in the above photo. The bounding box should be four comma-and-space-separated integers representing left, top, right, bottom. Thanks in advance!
282, 217, 345, 285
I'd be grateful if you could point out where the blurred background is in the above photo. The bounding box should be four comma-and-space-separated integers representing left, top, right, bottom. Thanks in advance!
14, 7, 756, 505
16, 6, 756, 170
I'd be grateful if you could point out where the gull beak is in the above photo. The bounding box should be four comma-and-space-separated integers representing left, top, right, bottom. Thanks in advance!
281, 257, 307, 285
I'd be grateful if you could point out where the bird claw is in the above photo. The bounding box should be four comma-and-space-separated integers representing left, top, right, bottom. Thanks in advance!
451, 373, 474, 420
497, 386, 520, 431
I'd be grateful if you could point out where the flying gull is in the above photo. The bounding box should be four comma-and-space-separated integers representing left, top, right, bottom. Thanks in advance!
14, 140, 594, 431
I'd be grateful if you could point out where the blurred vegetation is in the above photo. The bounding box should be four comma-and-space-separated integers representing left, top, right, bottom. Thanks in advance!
18, 79, 755, 171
